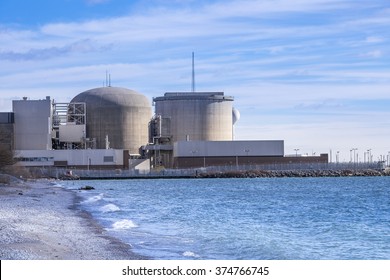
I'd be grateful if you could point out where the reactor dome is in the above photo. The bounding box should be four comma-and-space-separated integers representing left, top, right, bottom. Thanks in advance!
71, 87, 152, 153
232, 107, 240, 125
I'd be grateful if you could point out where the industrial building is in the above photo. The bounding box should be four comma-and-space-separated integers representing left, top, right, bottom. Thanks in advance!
173, 140, 284, 168
8, 87, 152, 169
13, 96, 52, 150
0, 86, 328, 171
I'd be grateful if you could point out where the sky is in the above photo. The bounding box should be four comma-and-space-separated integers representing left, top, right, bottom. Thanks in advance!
0, 0, 389, 162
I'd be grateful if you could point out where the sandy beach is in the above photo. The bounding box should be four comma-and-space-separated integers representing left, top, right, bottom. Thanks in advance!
0, 176, 145, 260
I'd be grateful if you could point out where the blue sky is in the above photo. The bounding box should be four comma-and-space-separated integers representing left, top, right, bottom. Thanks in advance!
0, 0, 389, 161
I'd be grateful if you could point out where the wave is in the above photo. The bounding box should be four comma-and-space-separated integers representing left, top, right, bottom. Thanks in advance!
82, 194, 104, 204
100, 204, 120, 213
51, 182, 64, 188
111, 219, 138, 230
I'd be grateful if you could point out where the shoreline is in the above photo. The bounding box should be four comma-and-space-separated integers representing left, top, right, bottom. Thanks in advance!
60, 169, 390, 180
0, 178, 146, 260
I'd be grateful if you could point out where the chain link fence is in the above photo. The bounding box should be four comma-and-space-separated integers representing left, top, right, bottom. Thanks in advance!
32, 161, 387, 179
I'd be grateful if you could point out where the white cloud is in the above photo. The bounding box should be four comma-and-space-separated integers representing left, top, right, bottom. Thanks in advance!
207, 0, 355, 18
365, 36, 385, 44
0, 39, 112, 61
1, 0, 389, 157
294, 99, 345, 110
36, 0, 360, 45
360, 50, 383, 59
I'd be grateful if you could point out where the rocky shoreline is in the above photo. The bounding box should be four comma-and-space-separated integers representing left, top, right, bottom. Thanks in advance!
196, 169, 390, 178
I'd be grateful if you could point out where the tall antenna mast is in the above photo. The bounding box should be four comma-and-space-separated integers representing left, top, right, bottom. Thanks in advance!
104, 70, 112, 87
191, 52, 195, 92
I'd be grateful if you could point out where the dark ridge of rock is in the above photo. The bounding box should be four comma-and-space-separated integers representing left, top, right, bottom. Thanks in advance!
196, 169, 388, 179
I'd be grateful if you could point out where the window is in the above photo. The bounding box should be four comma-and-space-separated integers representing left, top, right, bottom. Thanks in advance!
103, 156, 114, 163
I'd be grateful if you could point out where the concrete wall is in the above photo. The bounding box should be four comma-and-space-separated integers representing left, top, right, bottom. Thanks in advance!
174, 140, 284, 157
13, 97, 52, 150
154, 92, 234, 143
174, 154, 329, 169
59, 124, 86, 142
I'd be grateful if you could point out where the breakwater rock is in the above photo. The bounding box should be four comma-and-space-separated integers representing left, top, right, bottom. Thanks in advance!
196, 169, 390, 178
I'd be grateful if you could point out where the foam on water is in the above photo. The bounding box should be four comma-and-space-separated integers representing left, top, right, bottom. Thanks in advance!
82, 194, 104, 204
62, 177, 390, 260
51, 183, 64, 188
111, 219, 138, 230
183, 251, 200, 258
100, 204, 120, 213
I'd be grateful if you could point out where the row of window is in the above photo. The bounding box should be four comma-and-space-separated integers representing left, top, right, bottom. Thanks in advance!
15, 157, 54, 162
15, 156, 114, 163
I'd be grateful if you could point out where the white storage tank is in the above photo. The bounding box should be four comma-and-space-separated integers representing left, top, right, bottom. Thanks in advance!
153, 92, 234, 142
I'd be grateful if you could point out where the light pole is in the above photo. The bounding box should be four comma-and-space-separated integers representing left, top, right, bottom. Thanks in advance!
294, 148, 299, 157
355, 148, 358, 164
367, 149, 372, 164
387, 151, 390, 167
352, 148, 358, 164
336, 151, 340, 164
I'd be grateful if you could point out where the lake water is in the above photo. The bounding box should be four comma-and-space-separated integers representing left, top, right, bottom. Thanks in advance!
61, 177, 390, 259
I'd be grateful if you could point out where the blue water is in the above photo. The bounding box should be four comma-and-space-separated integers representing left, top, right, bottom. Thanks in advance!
61, 177, 390, 259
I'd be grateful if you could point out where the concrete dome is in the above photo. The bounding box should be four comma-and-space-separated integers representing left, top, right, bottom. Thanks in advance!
71, 87, 152, 153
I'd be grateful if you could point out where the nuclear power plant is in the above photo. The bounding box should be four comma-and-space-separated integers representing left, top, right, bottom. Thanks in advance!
0, 83, 328, 172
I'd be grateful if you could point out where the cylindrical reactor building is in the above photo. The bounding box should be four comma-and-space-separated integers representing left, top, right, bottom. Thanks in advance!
71, 87, 152, 153
153, 92, 234, 142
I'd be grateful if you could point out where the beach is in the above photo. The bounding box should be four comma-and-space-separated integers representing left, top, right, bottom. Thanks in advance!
0, 177, 144, 260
